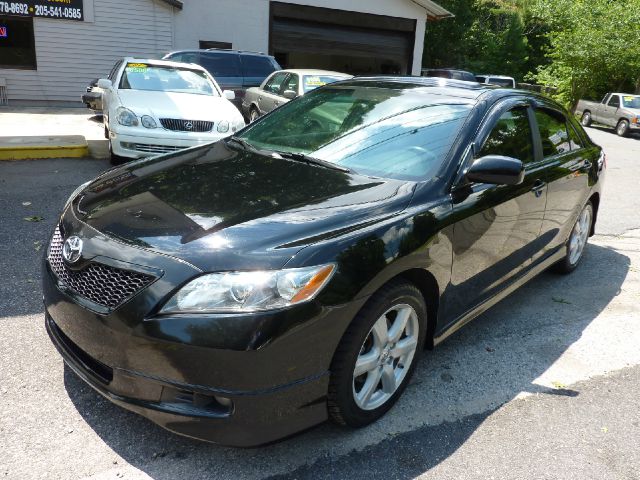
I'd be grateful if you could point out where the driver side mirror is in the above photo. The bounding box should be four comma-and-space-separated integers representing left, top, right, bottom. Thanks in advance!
283, 89, 298, 100
465, 155, 525, 185
97, 79, 113, 90
223, 90, 236, 100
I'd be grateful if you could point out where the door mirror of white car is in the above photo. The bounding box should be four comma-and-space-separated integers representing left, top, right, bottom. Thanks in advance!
283, 90, 298, 100
97, 79, 113, 90
223, 90, 236, 100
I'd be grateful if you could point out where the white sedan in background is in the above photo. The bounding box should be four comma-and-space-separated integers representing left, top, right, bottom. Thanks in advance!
242, 69, 352, 122
98, 58, 245, 164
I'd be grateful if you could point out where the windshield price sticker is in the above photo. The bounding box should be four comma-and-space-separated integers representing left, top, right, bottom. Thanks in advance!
305, 77, 328, 87
126, 63, 148, 73
624, 96, 635, 102
0, 1, 84, 21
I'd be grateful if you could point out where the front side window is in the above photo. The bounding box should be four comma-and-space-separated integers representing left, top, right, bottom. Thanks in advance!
535, 109, 571, 157
608, 95, 620, 108
238, 85, 472, 180
282, 73, 299, 93
242, 56, 277, 77
479, 107, 534, 163
264, 72, 287, 95
0, 16, 36, 69
119, 64, 218, 96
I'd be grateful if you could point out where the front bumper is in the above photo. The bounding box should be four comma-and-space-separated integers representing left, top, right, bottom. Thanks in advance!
110, 130, 230, 159
42, 216, 367, 446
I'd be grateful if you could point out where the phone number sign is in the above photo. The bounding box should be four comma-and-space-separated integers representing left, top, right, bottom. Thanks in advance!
0, 0, 84, 21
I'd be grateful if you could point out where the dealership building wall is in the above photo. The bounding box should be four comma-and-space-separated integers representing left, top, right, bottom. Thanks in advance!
0, 0, 450, 105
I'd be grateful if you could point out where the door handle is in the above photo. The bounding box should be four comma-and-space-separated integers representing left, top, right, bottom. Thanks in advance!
274, 101, 280, 106
531, 180, 546, 198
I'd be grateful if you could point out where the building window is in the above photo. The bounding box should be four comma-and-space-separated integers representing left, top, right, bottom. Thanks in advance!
199, 40, 232, 50
0, 16, 37, 70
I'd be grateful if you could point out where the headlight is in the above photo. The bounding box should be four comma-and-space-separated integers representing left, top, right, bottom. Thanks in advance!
141, 115, 157, 128
232, 119, 245, 133
64, 180, 91, 210
160, 264, 335, 314
217, 120, 230, 133
116, 107, 139, 127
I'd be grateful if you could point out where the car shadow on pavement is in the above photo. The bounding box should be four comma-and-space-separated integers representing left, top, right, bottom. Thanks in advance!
589, 125, 640, 140
64, 242, 629, 479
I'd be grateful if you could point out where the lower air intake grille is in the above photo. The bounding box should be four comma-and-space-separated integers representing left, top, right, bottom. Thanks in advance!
48, 227, 154, 310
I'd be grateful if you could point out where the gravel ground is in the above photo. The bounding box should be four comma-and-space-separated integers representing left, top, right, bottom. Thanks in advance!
0, 126, 638, 479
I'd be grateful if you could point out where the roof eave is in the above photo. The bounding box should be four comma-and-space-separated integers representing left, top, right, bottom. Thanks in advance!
409, 0, 455, 20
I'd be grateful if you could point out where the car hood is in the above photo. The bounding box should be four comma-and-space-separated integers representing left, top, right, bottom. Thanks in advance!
623, 107, 640, 116
117, 89, 242, 121
75, 142, 415, 271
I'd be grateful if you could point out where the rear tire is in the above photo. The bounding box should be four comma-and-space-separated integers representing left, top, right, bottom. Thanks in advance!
553, 202, 593, 274
581, 112, 592, 127
328, 280, 427, 428
616, 119, 629, 137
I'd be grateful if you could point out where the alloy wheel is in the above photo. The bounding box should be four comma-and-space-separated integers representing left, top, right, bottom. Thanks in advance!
352, 304, 419, 411
568, 206, 591, 265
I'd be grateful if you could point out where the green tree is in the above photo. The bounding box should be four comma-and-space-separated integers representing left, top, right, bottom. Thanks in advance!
530, 0, 640, 107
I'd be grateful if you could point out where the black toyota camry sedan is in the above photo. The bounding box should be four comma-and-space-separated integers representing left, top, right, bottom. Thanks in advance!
44, 77, 605, 447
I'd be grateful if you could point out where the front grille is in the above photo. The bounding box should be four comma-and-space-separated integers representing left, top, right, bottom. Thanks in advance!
160, 118, 213, 132
48, 227, 154, 310
133, 143, 186, 154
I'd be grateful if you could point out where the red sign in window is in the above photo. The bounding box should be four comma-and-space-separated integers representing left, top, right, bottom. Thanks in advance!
0, 26, 7, 38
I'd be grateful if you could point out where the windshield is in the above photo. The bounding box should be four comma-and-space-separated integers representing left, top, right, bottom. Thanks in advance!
302, 75, 348, 93
622, 95, 640, 109
237, 84, 472, 180
119, 63, 218, 96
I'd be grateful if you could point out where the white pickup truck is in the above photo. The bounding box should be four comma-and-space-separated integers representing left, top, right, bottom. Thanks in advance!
576, 92, 640, 137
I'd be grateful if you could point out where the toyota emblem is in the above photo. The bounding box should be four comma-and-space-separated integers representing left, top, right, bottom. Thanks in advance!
62, 236, 83, 264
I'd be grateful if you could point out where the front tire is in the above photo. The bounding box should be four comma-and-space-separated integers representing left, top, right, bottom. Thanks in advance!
553, 202, 593, 274
328, 280, 427, 427
616, 119, 629, 137
249, 107, 260, 123
108, 138, 127, 166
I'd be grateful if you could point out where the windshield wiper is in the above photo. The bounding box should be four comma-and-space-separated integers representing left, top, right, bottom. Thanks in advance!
274, 151, 351, 173
226, 136, 255, 151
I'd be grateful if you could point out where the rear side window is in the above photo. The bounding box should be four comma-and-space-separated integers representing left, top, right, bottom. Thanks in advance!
479, 107, 535, 163
535, 109, 571, 157
241, 56, 277, 77
199, 53, 241, 77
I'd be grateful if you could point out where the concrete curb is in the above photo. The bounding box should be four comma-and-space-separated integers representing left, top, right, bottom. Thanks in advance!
0, 135, 89, 160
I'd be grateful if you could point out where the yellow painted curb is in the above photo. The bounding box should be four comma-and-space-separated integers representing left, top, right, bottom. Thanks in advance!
0, 135, 89, 160
0, 145, 89, 160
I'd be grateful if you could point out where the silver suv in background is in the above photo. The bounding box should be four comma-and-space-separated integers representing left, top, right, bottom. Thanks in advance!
163, 49, 281, 112
576, 93, 640, 137
475, 75, 516, 88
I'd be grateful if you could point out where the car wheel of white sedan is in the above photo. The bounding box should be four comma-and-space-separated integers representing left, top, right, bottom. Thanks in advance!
250, 108, 260, 123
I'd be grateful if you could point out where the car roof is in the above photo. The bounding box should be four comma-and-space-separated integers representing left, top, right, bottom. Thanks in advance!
120, 57, 208, 72
280, 69, 352, 77
327, 76, 559, 107
165, 49, 273, 57
478, 75, 515, 80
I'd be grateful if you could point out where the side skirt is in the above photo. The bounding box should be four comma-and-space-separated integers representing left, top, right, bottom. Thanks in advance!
433, 246, 567, 347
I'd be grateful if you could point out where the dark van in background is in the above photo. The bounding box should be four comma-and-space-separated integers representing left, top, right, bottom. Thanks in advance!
163, 49, 281, 111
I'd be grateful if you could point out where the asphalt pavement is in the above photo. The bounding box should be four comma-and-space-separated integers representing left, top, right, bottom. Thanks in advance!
0, 126, 638, 479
